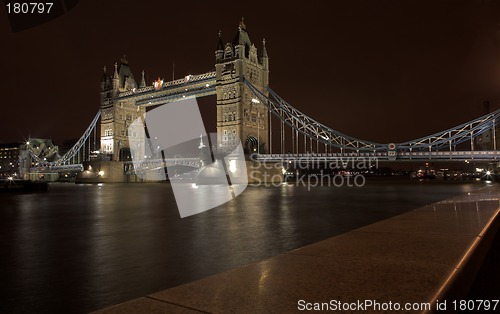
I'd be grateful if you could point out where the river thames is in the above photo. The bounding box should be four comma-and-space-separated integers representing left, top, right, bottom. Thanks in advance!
0, 179, 488, 313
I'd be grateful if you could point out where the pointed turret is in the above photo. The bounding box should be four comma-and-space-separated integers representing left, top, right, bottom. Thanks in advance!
117, 55, 137, 91
262, 38, 268, 58
139, 70, 146, 88
100, 66, 108, 91
261, 38, 269, 69
112, 62, 120, 96
233, 17, 252, 58
215, 30, 224, 61
113, 62, 119, 79
239, 17, 246, 31
121, 54, 128, 65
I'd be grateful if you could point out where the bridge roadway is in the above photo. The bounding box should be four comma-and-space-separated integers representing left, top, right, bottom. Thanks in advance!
93, 184, 500, 313
28, 150, 500, 174
255, 150, 500, 162
28, 158, 201, 174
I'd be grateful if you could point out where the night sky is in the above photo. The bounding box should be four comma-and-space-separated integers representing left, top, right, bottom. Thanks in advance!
2, 0, 500, 145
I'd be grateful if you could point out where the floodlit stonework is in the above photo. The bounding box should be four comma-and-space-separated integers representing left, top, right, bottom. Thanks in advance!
215, 19, 270, 154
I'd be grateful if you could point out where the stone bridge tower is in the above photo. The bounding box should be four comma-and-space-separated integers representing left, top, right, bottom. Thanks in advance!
215, 19, 269, 154
100, 56, 146, 161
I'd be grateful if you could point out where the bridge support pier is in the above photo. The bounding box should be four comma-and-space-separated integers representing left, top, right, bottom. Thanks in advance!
27, 172, 59, 182
246, 160, 284, 185
76, 161, 143, 183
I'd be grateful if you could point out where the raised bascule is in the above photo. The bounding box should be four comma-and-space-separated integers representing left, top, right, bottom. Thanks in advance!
20, 19, 500, 181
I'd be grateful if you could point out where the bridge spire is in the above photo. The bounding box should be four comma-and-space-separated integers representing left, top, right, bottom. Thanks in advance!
139, 70, 146, 88
261, 38, 269, 69
121, 54, 128, 65
215, 30, 224, 61
233, 18, 252, 58
111, 62, 120, 96
239, 17, 246, 31
113, 62, 119, 79
262, 38, 268, 58
100, 66, 108, 91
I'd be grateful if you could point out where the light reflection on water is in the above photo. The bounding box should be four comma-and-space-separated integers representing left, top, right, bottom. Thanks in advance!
0, 179, 484, 313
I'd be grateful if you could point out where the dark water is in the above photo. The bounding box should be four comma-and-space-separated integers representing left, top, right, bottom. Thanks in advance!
0, 179, 486, 313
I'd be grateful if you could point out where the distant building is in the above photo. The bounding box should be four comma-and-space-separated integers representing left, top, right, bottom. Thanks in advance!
0, 142, 21, 177
18, 139, 60, 179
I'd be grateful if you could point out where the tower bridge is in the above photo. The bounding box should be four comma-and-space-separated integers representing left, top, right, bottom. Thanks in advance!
20, 19, 500, 181
97, 19, 269, 165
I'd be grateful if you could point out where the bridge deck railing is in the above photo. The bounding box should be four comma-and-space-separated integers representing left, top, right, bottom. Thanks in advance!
116, 71, 216, 100
256, 151, 500, 161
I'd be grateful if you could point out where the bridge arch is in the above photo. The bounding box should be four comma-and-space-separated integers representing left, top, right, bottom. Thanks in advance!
119, 147, 132, 161
245, 136, 258, 153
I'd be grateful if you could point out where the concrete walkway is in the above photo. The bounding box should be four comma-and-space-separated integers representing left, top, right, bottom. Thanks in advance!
93, 184, 500, 313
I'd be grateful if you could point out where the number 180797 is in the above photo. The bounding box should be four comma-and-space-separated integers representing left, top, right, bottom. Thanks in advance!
6, 2, 53, 14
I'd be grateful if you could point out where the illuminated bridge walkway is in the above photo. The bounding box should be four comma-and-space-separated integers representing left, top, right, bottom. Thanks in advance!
255, 151, 500, 162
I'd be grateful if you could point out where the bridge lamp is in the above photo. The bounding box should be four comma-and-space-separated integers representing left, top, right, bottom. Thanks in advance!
98, 171, 104, 176
251, 98, 260, 104
205, 84, 210, 87
7, 176, 13, 181
486, 170, 491, 176
26, 141, 30, 145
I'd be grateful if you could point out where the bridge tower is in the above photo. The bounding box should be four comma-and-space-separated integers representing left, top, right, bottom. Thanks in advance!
100, 56, 146, 161
215, 19, 269, 154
